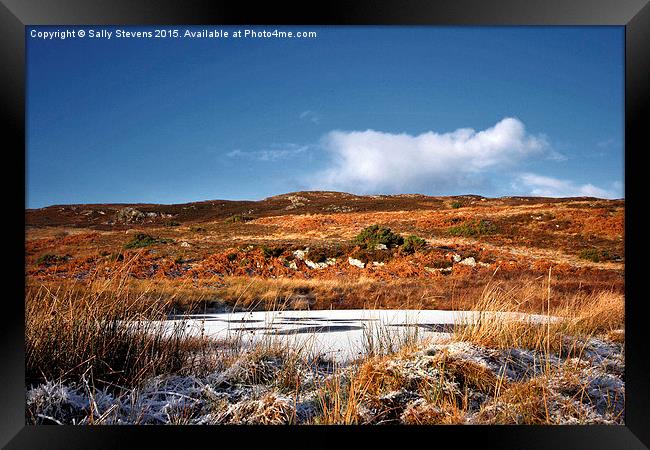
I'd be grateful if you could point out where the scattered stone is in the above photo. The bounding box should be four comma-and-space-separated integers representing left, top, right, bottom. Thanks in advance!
324, 205, 354, 213
425, 266, 452, 273
452, 254, 462, 263
348, 257, 365, 269
375, 244, 388, 250
115, 207, 146, 224
304, 258, 337, 270
285, 195, 309, 210
305, 260, 324, 269
372, 261, 385, 267
293, 250, 307, 260
459, 257, 476, 267
115, 208, 173, 223
180, 242, 191, 248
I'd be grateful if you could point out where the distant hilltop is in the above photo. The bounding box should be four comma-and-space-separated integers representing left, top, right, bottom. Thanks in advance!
25, 190, 623, 230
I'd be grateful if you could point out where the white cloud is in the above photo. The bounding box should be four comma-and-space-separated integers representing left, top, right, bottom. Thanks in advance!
299, 110, 321, 124
597, 138, 616, 148
228, 144, 308, 162
546, 150, 568, 162
310, 117, 547, 193
514, 173, 621, 199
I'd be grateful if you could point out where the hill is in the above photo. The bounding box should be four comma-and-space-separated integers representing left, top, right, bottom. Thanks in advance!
25, 191, 624, 311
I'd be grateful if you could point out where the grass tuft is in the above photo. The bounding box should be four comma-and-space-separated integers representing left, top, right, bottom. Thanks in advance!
26, 270, 206, 390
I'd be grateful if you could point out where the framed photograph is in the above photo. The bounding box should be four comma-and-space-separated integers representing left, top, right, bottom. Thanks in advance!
3, 0, 648, 448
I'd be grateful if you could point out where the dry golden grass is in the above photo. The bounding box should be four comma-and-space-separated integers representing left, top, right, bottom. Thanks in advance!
217, 393, 295, 425
83, 268, 619, 315
25, 269, 210, 389
401, 399, 466, 425
313, 372, 365, 424
451, 269, 624, 356
25, 253, 624, 425
307, 273, 624, 425
477, 377, 553, 424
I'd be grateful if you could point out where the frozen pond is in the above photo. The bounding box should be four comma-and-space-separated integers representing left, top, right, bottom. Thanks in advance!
160, 309, 555, 362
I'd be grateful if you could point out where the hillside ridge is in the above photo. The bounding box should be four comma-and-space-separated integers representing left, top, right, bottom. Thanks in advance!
26, 190, 623, 230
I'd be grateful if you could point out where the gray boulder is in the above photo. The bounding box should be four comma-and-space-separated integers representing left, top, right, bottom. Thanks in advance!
115, 207, 146, 224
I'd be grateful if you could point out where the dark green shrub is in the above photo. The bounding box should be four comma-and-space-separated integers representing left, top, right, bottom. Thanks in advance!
400, 235, 427, 254
448, 220, 498, 237
448, 223, 476, 237
430, 259, 453, 269
579, 248, 611, 262
476, 220, 498, 235
36, 254, 68, 266
226, 252, 238, 262
124, 233, 171, 249
261, 245, 285, 259
450, 201, 463, 209
165, 220, 181, 227
353, 225, 404, 250
225, 214, 252, 224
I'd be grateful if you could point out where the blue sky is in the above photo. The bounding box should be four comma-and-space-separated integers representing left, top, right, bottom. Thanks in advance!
26, 26, 624, 208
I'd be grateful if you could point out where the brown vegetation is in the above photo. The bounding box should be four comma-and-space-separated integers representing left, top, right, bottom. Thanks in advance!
24, 192, 625, 425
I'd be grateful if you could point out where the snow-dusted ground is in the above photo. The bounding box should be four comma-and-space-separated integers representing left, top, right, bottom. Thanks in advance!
26, 333, 624, 425
29, 308, 622, 425
160, 309, 556, 361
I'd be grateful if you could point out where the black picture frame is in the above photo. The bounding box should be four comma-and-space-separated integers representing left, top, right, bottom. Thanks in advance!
3, 1, 648, 448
